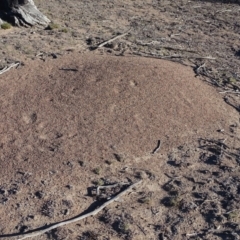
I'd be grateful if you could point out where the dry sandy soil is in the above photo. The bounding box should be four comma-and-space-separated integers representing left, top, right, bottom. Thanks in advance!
0, 1, 240, 240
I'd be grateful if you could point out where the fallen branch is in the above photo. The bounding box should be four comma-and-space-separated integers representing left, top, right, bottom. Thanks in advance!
216, 9, 232, 14
135, 40, 196, 53
219, 90, 240, 94
11, 180, 142, 240
132, 51, 216, 61
97, 30, 131, 48
161, 46, 196, 53
162, 55, 216, 60
186, 232, 199, 237
135, 40, 162, 46
0, 62, 20, 75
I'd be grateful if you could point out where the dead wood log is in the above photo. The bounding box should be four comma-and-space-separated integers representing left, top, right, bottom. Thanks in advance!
0, 0, 50, 26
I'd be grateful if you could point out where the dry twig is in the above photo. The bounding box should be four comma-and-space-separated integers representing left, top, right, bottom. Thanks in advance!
135, 40, 196, 53
186, 232, 199, 237
178, 55, 215, 60
216, 9, 232, 14
219, 90, 240, 94
132, 51, 216, 61
0, 62, 20, 75
97, 30, 131, 48
151, 140, 161, 154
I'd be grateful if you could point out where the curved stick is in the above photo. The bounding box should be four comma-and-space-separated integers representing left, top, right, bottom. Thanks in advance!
11, 180, 142, 240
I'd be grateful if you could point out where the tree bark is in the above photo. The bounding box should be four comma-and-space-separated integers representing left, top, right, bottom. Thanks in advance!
0, 0, 50, 26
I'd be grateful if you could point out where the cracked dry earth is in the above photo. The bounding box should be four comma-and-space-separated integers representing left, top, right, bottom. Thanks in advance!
1, 0, 240, 240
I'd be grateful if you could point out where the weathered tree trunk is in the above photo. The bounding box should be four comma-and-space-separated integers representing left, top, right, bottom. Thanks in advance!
0, 0, 50, 26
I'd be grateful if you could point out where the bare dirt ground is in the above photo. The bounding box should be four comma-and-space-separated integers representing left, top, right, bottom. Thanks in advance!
0, 0, 240, 240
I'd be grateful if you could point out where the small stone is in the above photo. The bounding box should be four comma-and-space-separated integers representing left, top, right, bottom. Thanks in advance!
78, 160, 85, 167
1, 198, 8, 205
26, 215, 35, 221
0, 188, 6, 195
62, 209, 69, 215
19, 225, 29, 233
113, 153, 124, 162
